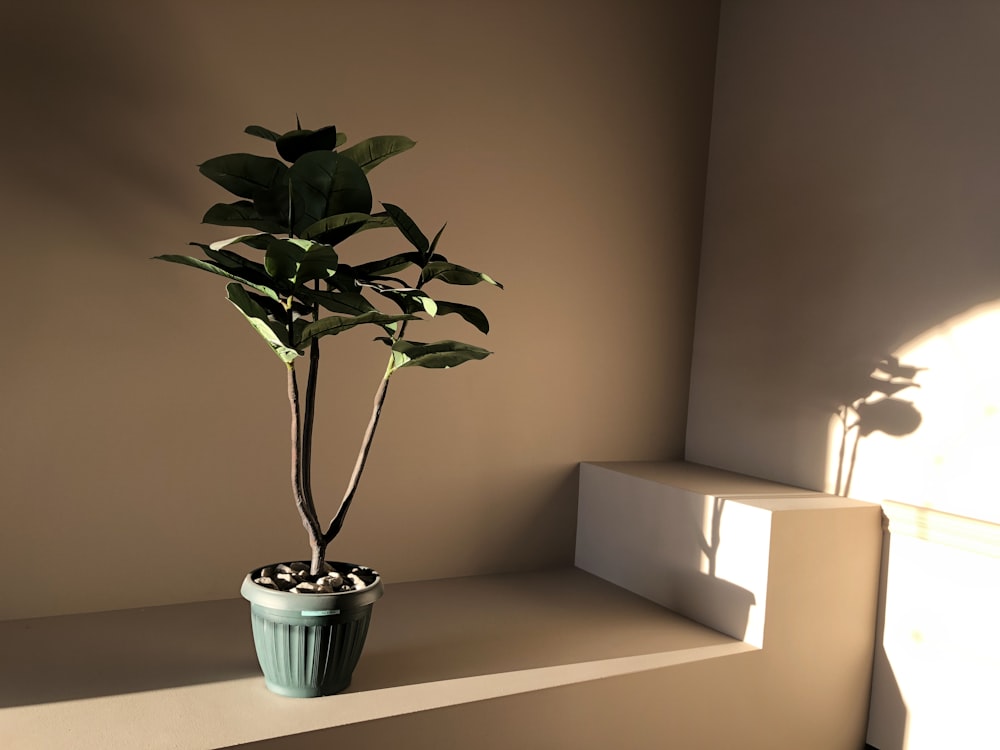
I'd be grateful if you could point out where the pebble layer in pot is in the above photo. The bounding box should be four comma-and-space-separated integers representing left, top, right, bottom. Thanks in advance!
156, 118, 501, 697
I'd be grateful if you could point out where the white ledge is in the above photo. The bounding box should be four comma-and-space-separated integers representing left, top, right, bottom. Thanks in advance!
2, 461, 884, 748
0, 567, 748, 750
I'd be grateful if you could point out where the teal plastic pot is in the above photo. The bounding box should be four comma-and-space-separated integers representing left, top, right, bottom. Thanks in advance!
240, 562, 383, 698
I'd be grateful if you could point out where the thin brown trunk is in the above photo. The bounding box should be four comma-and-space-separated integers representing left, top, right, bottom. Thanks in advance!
324, 371, 391, 543
310, 540, 328, 576
322, 308, 418, 545
301, 342, 320, 518
288, 363, 323, 554
320, 286, 424, 546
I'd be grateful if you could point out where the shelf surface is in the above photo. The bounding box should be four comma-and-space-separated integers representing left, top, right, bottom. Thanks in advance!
0, 566, 751, 749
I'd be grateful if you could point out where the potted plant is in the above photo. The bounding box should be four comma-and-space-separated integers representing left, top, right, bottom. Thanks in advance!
155, 118, 501, 697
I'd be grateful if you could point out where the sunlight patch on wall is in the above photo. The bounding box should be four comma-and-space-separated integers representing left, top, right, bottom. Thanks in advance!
825, 301, 1000, 523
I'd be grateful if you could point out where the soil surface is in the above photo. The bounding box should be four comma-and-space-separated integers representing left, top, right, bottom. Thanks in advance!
251, 561, 379, 594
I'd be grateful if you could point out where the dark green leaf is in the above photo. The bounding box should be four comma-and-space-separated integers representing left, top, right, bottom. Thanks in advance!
434, 301, 490, 334
208, 233, 273, 252
382, 202, 428, 255
323, 266, 363, 293
287, 151, 372, 236
352, 252, 421, 278
154, 254, 282, 301
290, 298, 314, 317
297, 286, 375, 315
226, 283, 299, 363
199, 154, 288, 200
368, 285, 437, 315
299, 212, 391, 245
189, 244, 281, 294
192, 242, 259, 270
252, 183, 291, 231
389, 339, 492, 371
245, 125, 281, 142
339, 136, 416, 173
239, 287, 287, 321
419, 261, 503, 289
202, 201, 287, 234
264, 239, 303, 280
277, 126, 340, 162
297, 311, 418, 347
294, 241, 339, 285
428, 223, 447, 258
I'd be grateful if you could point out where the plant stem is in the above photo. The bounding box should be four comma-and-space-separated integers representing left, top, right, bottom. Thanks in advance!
301, 344, 324, 573
300, 286, 323, 571
310, 541, 329, 575
322, 300, 422, 545
287, 363, 323, 565
324, 366, 392, 543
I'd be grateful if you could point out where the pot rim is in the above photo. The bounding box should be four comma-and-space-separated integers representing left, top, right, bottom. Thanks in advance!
240, 560, 384, 612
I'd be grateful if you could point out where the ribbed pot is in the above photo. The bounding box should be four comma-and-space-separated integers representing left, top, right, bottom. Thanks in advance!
240, 562, 384, 698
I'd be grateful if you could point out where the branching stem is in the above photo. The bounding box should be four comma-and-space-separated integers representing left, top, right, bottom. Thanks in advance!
322, 287, 423, 546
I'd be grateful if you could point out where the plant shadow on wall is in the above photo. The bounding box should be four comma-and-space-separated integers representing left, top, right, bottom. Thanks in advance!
832, 356, 925, 498
671, 497, 756, 643
830, 355, 925, 750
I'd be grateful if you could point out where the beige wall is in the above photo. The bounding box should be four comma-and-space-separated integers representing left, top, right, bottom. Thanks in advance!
0, 0, 720, 620
687, 2, 1000, 748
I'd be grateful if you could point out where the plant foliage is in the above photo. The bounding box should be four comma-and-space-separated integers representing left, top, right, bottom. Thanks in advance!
155, 119, 501, 573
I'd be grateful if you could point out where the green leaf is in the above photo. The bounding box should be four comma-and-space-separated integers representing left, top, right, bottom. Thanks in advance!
389, 339, 492, 371
323, 265, 364, 293
339, 136, 416, 173
187, 245, 285, 300
202, 201, 287, 234
299, 212, 391, 245
226, 283, 299, 364
434, 301, 490, 334
428, 223, 447, 258
297, 286, 375, 315
208, 233, 272, 252
351, 252, 422, 277
252, 178, 291, 230
245, 125, 281, 142
297, 311, 418, 347
419, 261, 503, 289
190, 243, 269, 277
154, 254, 282, 301
367, 285, 438, 316
199, 154, 288, 200
276, 125, 340, 162
237, 287, 287, 321
294, 241, 339, 285
231, 236, 340, 286
382, 203, 429, 256
287, 151, 372, 236
264, 239, 303, 280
